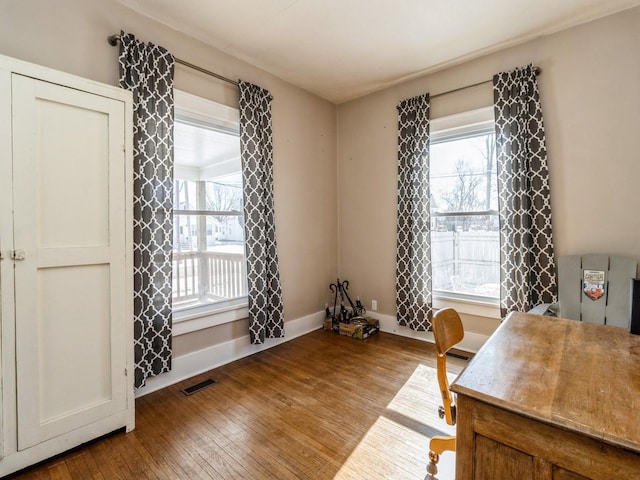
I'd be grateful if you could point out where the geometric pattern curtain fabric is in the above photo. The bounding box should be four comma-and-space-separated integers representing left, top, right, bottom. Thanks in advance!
238, 81, 285, 344
118, 32, 175, 388
493, 64, 557, 317
395, 93, 433, 331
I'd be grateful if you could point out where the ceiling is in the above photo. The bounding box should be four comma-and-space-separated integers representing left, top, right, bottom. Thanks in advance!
174, 121, 241, 182
117, 0, 640, 104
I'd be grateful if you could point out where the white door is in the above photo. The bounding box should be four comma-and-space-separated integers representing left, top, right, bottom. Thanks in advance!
11, 74, 128, 450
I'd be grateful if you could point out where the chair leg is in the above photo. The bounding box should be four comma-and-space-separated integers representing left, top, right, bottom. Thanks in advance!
426, 436, 456, 478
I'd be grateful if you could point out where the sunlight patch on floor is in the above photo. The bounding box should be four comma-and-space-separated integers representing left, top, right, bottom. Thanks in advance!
334, 364, 457, 480
333, 415, 456, 480
387, 363, 456, 436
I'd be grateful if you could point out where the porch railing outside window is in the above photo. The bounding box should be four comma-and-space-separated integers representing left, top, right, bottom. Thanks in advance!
172, 249, 247, 305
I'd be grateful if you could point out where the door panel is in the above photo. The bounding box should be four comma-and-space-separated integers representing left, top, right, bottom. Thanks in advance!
12, 74, 127, 450
475, 435, 534, 480
35, 95, 110, 248
37, 264, 112, 423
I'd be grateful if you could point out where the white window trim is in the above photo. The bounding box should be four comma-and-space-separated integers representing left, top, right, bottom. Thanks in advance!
433, 294, 501, 319
173, 299, 249, 335
172, 89, 247, 336
430, 106, 500, 311
174, 89, 239, 133
431, 106, 494, 141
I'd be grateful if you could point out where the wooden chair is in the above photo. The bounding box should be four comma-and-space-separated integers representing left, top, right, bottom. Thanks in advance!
426, 308, 464, 478
530, 254, 637, 327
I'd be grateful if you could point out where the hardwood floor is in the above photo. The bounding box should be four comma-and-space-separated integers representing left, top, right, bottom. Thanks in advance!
9, 330, 467, 480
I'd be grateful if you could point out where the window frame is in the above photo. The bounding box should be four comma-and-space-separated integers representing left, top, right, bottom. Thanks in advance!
430, 106, 500, 307
172, 90, 248, 334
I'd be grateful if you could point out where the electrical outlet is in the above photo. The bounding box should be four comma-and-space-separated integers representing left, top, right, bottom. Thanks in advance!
371, 299, 377, 311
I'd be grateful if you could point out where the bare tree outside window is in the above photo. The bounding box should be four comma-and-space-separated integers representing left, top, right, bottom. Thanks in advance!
440, 158, 485, 213
204, 181, 244, 246
207, 182, 242, 212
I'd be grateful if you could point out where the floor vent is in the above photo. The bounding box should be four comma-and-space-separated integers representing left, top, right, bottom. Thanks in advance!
181, 378, 217, 396
447, 351, 472, 361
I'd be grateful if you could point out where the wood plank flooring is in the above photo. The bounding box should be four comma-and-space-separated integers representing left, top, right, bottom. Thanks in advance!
8, 330, 468, 480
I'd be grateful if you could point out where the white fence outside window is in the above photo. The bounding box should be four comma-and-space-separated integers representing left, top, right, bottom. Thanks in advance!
432, 231, 500, 298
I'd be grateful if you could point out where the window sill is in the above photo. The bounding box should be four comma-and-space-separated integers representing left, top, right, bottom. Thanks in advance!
173, 300, 249, 335
433, 295, 501, 319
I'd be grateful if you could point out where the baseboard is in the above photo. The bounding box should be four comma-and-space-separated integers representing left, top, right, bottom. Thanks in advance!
135, 310, 326, 398
135, 309, 490, 398
367, 311, 489, 354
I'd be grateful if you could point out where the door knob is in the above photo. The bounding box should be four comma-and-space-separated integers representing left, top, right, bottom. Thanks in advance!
11, 249, 26, 260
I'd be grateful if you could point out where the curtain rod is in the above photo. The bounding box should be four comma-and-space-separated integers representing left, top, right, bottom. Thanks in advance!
430, 65, 541, 100
108, 34, 239, 87
109, 33, 540, 98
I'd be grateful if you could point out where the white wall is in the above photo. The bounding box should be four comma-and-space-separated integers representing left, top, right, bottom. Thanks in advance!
337, 7, 640, 336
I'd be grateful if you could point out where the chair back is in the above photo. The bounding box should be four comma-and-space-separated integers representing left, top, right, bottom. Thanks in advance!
431, 308, 464, 426
557, 254, 637, 327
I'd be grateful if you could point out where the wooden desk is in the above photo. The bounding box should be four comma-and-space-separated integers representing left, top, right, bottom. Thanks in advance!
450, 312, 640, 480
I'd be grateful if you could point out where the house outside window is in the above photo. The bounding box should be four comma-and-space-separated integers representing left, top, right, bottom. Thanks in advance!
172, 90, 248, 319
430, 107, 499, 303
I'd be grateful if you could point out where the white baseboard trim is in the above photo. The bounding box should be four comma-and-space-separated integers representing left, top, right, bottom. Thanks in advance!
367, 311, 489, 354
135, 310, 326, 398
136, 309, 490, 398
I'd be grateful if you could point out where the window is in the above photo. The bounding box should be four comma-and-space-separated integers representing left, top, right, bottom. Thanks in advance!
172, 90, 247, 317
430, 107, 499, 302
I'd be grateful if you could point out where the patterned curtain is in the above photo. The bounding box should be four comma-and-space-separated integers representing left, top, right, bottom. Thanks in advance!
494, 64, 557, 317
118, 32, 175, 388
396, 93, 433, 331
238, 81, 285, 344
